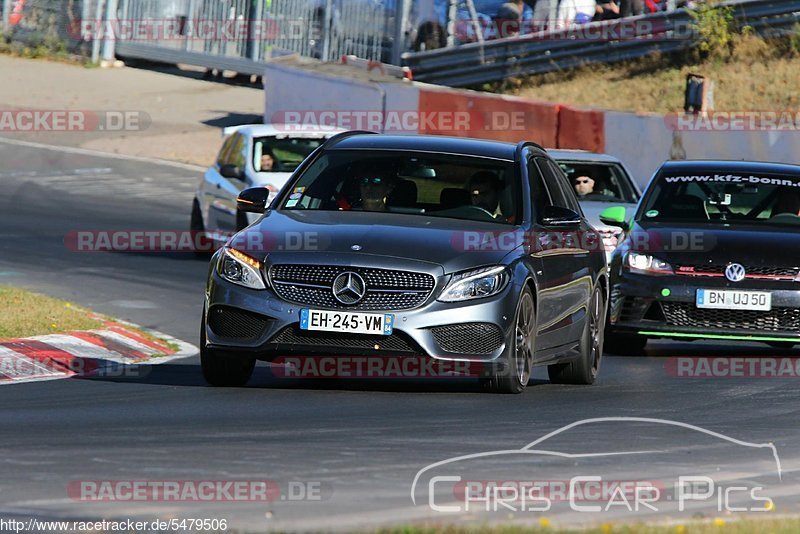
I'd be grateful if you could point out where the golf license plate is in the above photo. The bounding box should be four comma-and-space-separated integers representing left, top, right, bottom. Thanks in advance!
300, 309, 394, 335
696, 289, 771, 311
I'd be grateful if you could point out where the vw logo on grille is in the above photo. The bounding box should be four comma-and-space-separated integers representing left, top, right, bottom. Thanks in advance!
725, 263, 746, 282
332, 272, 366, 305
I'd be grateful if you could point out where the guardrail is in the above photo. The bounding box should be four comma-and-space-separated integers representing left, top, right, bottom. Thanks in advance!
402, 0, 800, 87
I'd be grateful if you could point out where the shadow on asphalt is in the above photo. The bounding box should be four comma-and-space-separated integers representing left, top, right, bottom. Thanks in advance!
202, 112, 264, 129
120, 58, 263, 88
81, 363, 554, 394
80, 341, 800, 391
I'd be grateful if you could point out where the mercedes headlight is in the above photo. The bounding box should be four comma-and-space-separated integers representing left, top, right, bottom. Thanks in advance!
217, 247, 266, 289
439, 266, 509, 302
624, 252, 673, 276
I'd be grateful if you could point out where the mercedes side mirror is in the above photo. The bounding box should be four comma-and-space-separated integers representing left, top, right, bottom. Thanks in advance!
541, 206, 582, 228
237, 187, 270, 214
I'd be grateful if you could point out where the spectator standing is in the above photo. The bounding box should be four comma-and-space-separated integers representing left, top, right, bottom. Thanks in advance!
594, 0, 621, 20
620, 0, 645, 16
496, 0, 525, 37
556, 0, 597, 27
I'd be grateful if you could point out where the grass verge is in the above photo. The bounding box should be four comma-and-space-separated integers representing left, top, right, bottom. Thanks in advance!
0, 285, 179, 354
0, 285, 104, 338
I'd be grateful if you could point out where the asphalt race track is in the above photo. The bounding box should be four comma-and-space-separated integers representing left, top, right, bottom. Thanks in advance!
2, 138, 800, 532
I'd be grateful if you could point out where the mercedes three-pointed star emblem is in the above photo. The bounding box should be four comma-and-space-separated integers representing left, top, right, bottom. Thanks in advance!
332, 272, 366, 305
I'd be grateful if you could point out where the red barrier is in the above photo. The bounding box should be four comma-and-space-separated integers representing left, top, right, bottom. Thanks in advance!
417, 88, 558, 147
556, 105, 605, 152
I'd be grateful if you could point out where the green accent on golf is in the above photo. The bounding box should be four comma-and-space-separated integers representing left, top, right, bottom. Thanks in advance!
661, 288, 671, 297
599, 205, 627, 226
638, 331, 799, 343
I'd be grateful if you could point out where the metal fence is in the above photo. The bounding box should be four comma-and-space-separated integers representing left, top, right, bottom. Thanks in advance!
402, 0, 800, 87
1, 0, 486, 72
4, 0, 796, 79
108, 0, 423, 74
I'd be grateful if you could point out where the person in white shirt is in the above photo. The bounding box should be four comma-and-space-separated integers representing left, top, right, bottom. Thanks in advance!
556, 0, 597, 28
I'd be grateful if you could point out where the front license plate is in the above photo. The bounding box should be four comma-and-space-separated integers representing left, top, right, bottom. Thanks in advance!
696, 289, 771, 311
300, 309, 394, 335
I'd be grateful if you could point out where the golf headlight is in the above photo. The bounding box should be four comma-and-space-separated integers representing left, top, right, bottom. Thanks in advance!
625, 252, 674, 276
439, 266, 509, 302
218, 248, 266, 289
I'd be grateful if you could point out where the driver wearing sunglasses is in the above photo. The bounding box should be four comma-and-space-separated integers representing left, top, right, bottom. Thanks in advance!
357, 172, 396, 212
573, 175, 595, 198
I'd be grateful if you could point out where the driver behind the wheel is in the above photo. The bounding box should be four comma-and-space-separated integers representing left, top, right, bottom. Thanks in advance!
469, 171, 502, 218
770, 190, 800, 220
356, 170, 396, 212
573, 175, 596, 198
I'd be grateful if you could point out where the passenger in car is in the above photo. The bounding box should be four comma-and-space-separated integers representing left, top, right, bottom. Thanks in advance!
259, 151, 276, 172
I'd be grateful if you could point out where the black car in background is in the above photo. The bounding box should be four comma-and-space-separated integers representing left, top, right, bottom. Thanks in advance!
602, 160, 800, 354
201, 132, 608, 393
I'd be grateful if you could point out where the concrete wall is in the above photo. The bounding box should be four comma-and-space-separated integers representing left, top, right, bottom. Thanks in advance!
604, 111, 800, 189
264, 61, 800, 191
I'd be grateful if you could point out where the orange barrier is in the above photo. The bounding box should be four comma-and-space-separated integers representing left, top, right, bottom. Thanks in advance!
417, 88, 558, 147
556, 105, 605, 153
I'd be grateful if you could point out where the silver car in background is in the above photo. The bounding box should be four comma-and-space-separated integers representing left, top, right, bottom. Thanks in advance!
191, 124, 345, 248
548, 149, 642, 258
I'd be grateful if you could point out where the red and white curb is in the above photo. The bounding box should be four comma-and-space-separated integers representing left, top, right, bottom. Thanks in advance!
0, 323, 197, 385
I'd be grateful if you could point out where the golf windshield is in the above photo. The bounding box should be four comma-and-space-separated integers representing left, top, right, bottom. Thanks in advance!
640, 172, 800, 225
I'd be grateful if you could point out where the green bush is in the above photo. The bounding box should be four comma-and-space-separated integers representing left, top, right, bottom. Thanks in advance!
0, 31, 68, 59
789, 23, 800, 56
689, 0, 737, 60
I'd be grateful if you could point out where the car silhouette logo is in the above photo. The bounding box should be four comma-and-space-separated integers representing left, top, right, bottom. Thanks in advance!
332, 272, 366, 305
725, 263, 746, 282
